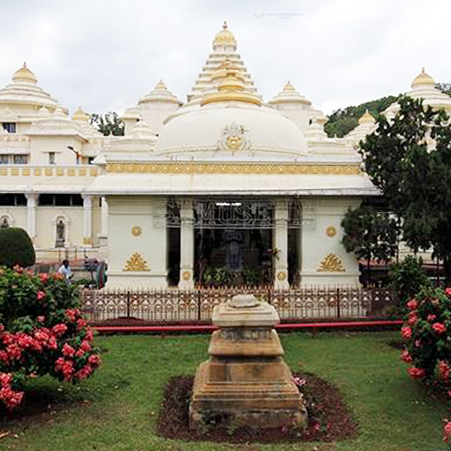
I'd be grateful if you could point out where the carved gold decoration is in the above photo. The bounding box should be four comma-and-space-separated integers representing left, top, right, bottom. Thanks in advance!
57, 168, 64, 176
123, 253, 150, 271
317, 254, 345, 272
0, 168, 7, 176
45, 168, 53, 176
106, 162, 361, 175
67, 168, 76, 176
33, 168, 41, 176
90, 168, 98, 176
22, 168, 30, 176
83, 237, 93, 245
182, 270, 191, 281
79, 168, 86, 176
217, 122, 250, 153
326, 226, 337, 237
11, 168, 19, 176
131, 226, 142, 236
277, 271, 287, 281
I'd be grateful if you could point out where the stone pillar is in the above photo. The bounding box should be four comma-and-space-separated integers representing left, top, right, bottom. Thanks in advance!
98, 196, 108, 259
82, 194, 93, 246
273, 198, 289, 290
25, 193, 38, 241
299, 197, 361, 287
178, 198, 195, 289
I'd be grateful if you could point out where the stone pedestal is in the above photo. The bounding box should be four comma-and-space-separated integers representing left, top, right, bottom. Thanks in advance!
189, 295, 307, 430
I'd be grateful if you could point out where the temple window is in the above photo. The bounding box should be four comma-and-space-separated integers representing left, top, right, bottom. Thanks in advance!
48, 152, 56, 165
38, 194, 83, 207
0, 193, 27, 206
2, 123, 16, 133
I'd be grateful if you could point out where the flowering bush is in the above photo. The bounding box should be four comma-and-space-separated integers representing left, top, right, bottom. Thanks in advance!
400, 286, 451, 443
0, 266, 101, 411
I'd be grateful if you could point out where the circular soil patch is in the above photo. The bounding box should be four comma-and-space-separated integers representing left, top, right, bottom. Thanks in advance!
157, 372, 357, 444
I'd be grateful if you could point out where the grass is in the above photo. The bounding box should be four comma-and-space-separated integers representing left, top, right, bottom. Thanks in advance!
0, 331, 448, 451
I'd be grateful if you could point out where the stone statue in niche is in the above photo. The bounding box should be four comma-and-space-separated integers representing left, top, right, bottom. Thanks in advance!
55, 220, 65, 247
0, 217, 9, 228
225, 229, 243, 271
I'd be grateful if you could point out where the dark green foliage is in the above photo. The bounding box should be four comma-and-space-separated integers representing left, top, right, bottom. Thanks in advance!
90, 112, 124, 136
0, 227, 35, 268
341, 205, 400, 263
360, 95, 451, 284
325, 95, 398, 138
389, 255, 430, 315
436, 82, 451, 96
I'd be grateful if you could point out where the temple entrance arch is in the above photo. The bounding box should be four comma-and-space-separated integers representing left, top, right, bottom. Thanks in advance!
166, 196, 301, 287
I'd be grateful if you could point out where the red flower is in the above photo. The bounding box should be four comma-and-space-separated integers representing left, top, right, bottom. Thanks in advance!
85, 328, 94, 342
408, 367, 425, 379
445, 288, 451, 297
80, 340, 92, 352
75, 349, 85, 358
52, 324, 67, 337
401, 349, 412, 363
401, 326, 412, 340
407, 299, 418, 310
37, 316, 45, 323
53, 273, 64, 280
439, 361, 449, 380
62, 343, 75, 358
38, 273, 48, 284
0, 373, 12, 387
76, 318, 87, 331
37, 291, 46, 301
444, 420, 451, 443
65, 309, 77, 322
433, 323, 447, 334
408, 312, 418, 325
427, 314, 437, 322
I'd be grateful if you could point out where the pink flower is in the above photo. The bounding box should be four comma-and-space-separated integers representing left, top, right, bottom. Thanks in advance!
408, 312, 418, 325
85, 328, 94, 342
408, 367, 425, 379
88, 355, 101, 367
445, 288, 451, 297
401, 326, 412, 340
39, 273, 48, 284
414, 339, 422, 348
76, 318, 87, 331
52, 324, 67, 337
407, 299, 418, 310
80, 340, 91, 352
65, 309, 77, 322
37, 290, 46, 301
62, 343, 75, 358
427, 314, 437, 322
433, 323, 447, 334
75, 349, 85, 358
0, 373, 12, 387
401, 349, 412, 363
47, 336, 57, 350
37, 316, 45, 323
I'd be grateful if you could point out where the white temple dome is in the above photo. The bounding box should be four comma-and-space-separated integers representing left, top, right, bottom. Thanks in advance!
154, 102, 309, 159
0, 63, 61, 111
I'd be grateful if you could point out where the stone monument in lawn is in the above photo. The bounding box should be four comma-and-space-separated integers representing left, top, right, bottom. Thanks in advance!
189, 294, 307, 430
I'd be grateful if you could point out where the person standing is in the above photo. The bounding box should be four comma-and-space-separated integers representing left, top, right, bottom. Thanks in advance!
58, 259, 73, 283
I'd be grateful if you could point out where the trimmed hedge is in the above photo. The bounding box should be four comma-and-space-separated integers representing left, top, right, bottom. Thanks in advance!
0, 227, 36, 268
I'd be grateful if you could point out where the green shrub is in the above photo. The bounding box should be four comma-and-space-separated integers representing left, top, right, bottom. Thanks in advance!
389, 255, 430, 316
0, 266, 101, 411
0, 227, 36, 268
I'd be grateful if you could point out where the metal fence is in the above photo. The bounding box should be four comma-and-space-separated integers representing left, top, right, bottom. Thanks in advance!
80, 286, 396, 324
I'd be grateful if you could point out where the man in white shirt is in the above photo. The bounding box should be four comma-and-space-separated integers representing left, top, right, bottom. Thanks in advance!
58, 259, 73, 282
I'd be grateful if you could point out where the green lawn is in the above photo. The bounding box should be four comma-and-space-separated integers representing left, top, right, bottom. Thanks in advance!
0, 331, 447, 451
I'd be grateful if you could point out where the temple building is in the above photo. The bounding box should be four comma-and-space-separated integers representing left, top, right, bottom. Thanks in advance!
0, 23, 449, 288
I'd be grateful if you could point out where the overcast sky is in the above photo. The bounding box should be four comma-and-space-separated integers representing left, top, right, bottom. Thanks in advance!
0, 0, 449, 116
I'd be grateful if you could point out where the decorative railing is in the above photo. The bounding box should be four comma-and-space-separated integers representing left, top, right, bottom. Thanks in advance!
0, 165, 98, 177
80, 286, 396, 324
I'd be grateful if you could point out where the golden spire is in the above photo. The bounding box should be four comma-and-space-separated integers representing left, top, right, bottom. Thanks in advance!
283, 81, 296, 92
213, 21, 237, 48
201, 61, 261, 106
411, 68, 435, 89
155, 80, 167, 90
12, 62, 37, 84
72, 107, 90, 122
358, 109, 376, 125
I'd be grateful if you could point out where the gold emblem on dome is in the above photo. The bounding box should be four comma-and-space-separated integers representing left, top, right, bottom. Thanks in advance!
123, 253, 150, 271
411, 68, 435, 88
326, 226, 337, 237
317, 254, 345, 272
131, 226, 142, 236
218, 122, 250, 153
213, 21, 237, 47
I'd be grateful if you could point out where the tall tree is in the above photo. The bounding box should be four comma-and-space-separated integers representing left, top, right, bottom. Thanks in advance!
90, 112, 124, 136
360, 96, 451, 284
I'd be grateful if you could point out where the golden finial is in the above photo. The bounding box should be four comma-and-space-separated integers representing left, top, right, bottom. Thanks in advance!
412, 67, 435, 88
358, 109, 376, 125
155, 80, 167, 90
213, 21, 237, 48
72, 107, 90, 122
12, 62, 37, 83
223, 21, 228, 29
283, 81, 295, 92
